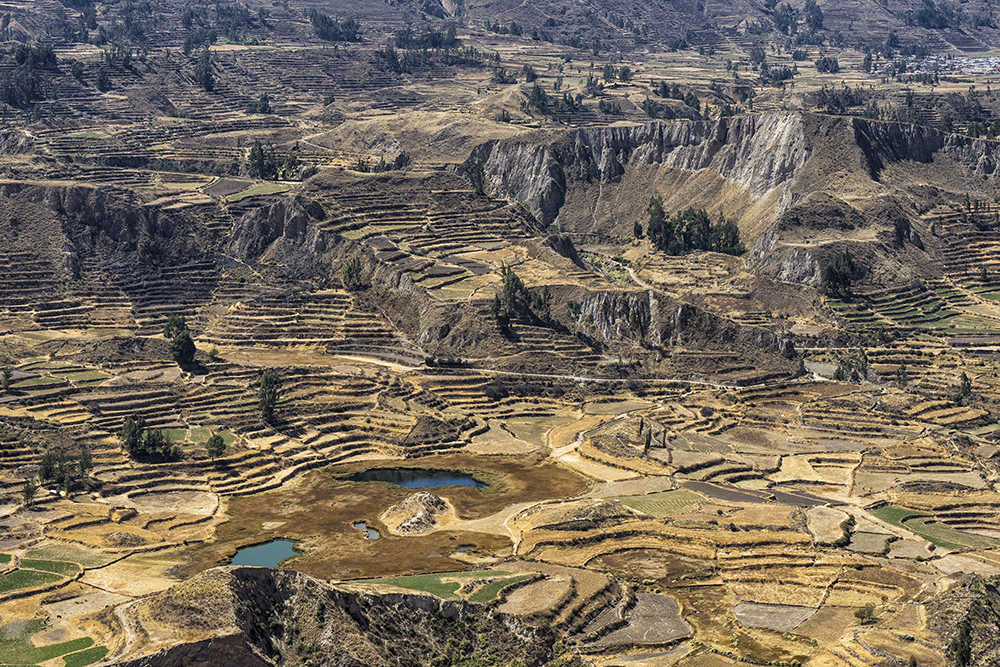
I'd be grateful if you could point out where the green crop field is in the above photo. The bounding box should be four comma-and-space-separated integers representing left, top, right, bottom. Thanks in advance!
873, 505, 1000, 550
226, 182, 292, 202
0, 619, 95, 665
0, 569, 63, 593
617, 489, 703, 516
468, 575, 535, 603
19, 559, 80, 575
62, 645, 109, 667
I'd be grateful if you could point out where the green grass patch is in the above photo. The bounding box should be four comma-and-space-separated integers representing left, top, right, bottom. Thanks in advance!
872, 504, 922, 526
0, 569, 63, 593
873, 504, 1000, 550
60, 131, 108, 139
62, 645, 108, 667
225, 182, 292, 202
0, 554, 10, 565
904, 517, 1000, 551
11, 377, 61, 388
0, 618, 94, 665
362, 570, 511, 600
188, 429, 235, 445
618, 489, 703, 516
160, 428, 188, 442
19, 559, 79, 575
26, 544, 108, 568
62, 371, 109, 382
468, 574, 534, 603
188, 427, 211, 443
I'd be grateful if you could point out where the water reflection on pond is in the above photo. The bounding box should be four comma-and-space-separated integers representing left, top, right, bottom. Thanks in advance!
346, 468, 486, 489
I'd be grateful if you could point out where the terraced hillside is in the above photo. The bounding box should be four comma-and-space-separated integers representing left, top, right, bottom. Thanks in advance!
7, 2, 1000, 667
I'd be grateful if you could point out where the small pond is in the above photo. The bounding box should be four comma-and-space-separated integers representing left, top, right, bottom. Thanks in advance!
346, 468, 486, 489
230, 539, 299, 567
352, 521, 381, 540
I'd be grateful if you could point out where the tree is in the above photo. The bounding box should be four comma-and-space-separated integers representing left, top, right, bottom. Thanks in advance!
950, 620, 971, 667
804, 0, 824, 31
895, 363, 909, 389
171, 330, 196, 367
309, 10, 361, 42
22, 478, 38, 508
206, 433, 226, 460
774, 3, 798, 34
1, 367, 10, 394
195, 48, 213, 92
78, 445, 93, 478
815, 56, 840, 74
525, 82, 548, 113
955, 372, 973, 402
855, 603, 876, 624
164, 314, 188, 339
119, 415, 147, 456
95, 66, 111, 92
246, 92, 272, 114
258, 370, 281, 424
142, 429, 174, 460
823, 250, 856, 297
342, 256, 364, 290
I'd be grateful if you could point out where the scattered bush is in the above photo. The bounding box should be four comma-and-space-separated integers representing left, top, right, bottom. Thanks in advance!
815, 56, 840, 73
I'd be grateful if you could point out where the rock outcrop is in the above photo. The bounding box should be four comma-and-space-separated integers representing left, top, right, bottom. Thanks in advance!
463, 113, 810, 227
108, 567, 568, 667
379, 491, 451, 535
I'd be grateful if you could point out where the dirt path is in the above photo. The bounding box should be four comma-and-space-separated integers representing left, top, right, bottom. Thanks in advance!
109, 599, 141, 661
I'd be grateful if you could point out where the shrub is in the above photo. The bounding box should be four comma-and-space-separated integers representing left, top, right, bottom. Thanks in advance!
823, 250, 856, 297
95, 66, 111, 91
258, 370, 281, 424
342, 256, 364, 290
206, 433, 226, 460
164, 314, 188, 339
815, 56, 840, 73
171, 330, 196, 367
195, 48, 213, 91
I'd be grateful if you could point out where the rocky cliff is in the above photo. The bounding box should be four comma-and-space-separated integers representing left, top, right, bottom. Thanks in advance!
463, 113, 810, 227
853, 117, 1000, 179
108, 567, 569, 667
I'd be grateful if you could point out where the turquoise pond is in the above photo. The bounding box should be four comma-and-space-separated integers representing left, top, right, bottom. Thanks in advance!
230, 539, 299, 567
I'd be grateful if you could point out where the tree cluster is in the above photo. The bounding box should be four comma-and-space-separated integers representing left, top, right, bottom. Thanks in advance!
823, 250, 856, 297
653, 81, 700, 111
164, 315, 196, 367
245, 139, 300, 180
490, 263, 550, 331
0, 43, 58, 107
309, 11, 361, 42
119, 416, 179, 461
39, 446, 94, 493
246, 92, 272, 114
195, 48, 213, 91
485, 20, 522, 36
393, 25, 458, 50
352, 152, 411, 173
644, 198, 745, 256
814, 56, 840, 74
258, 370, 281, 424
